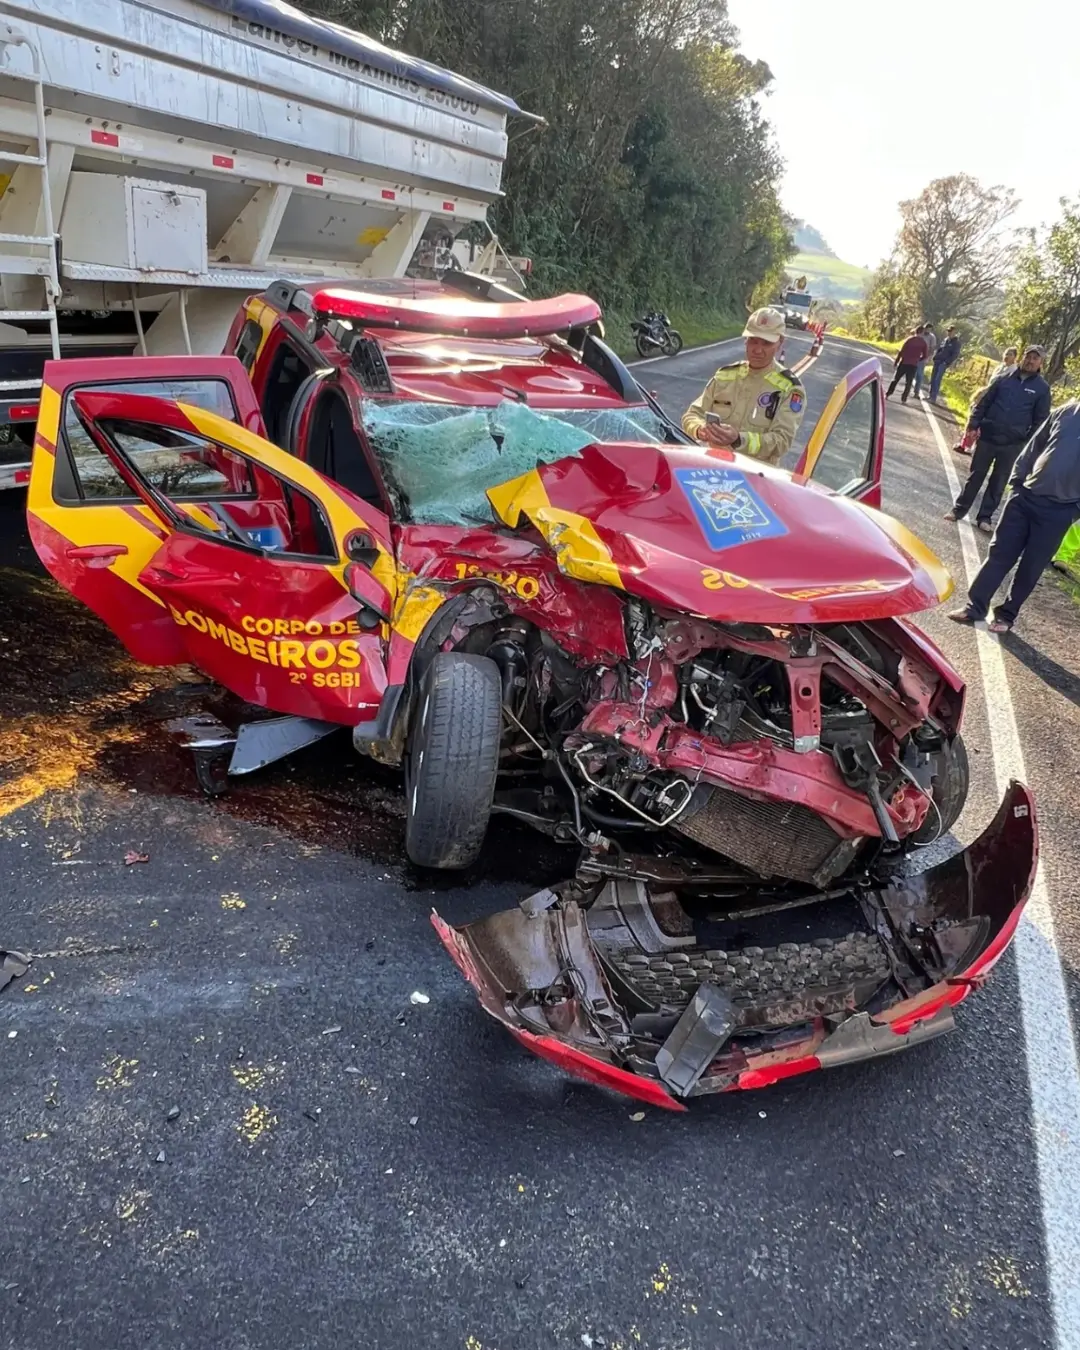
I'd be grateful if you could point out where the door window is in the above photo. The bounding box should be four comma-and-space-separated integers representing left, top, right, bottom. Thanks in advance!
261, 342, 313, 447
305, 388, 384, 508
73, 400, 338, 563
807, 381, 877, 492
58, 378, 238, 502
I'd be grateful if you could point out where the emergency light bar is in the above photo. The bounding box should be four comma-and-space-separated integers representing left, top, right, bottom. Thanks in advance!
309, 288, 602, 339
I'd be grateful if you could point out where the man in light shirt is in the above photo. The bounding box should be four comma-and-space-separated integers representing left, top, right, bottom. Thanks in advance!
991, 346, 1019, 382
914, 322, 937, 399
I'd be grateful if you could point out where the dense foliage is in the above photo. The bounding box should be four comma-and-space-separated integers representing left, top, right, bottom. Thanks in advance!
302, 0, 792, 317
997, 199, 1080, 387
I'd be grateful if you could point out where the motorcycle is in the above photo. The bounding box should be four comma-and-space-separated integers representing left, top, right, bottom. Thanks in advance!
631, 311, 684, 359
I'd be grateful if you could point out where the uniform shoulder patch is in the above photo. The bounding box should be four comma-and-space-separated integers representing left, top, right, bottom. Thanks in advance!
777, 368, 804, 387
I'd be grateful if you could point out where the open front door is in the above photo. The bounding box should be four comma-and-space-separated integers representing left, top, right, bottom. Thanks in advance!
28, 360, 396, 726
792, 357, 885, 508
28, 357, 267, 665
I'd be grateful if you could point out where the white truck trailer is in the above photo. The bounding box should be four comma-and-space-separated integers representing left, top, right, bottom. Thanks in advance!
0, 0, 533, 485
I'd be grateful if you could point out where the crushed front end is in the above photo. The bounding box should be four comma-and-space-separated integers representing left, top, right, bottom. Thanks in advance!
434, 782, 1036, 1106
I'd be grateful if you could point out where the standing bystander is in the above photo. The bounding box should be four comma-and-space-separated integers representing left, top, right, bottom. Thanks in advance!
914, 322, 937, 399
991, 346, 1020, 382
952, 345, 1020, 454
885, 326, 929, 404
948, 400, 1080, 632
944, 345, 1051, 532
928, 326, 961, 403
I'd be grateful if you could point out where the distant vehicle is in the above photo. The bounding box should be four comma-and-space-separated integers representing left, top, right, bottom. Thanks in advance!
782, 288, 814, 330
630, 311, 683, 358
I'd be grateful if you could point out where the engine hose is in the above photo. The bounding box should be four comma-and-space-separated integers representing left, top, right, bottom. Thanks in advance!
554, 753, 585, 838
580, 803, 661, 832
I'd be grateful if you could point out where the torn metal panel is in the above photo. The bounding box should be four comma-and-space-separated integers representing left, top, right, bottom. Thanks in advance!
435, 780, 1037, 1104
0, 950, 29, 994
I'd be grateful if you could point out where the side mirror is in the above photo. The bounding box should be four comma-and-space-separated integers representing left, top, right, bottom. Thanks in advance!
344, 529, 380, 569
344, 561, 391, 628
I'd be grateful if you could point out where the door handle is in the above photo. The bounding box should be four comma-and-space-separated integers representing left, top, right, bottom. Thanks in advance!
65, 543, 128, 568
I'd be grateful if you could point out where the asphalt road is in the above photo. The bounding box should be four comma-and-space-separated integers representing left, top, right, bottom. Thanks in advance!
1, 331, 1078, 1349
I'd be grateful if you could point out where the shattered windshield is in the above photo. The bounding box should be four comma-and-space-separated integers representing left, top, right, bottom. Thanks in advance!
361, 399, 669, 525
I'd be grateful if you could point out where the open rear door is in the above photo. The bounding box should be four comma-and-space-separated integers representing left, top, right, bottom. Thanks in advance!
28, 361, 396, 726
793, 357, 885, 508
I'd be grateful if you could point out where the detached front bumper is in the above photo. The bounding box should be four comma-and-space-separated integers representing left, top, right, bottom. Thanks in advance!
434, 782, 1037, 1109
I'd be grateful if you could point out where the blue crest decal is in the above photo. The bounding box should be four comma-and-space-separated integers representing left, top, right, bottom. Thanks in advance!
789, 389, 804, 413
675, 467, 789, 553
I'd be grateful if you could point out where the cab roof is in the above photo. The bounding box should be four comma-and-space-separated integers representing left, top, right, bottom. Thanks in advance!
266, 278, 641, 409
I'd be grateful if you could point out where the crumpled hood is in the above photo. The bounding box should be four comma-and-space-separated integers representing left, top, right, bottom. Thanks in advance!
487, 442, 953, 624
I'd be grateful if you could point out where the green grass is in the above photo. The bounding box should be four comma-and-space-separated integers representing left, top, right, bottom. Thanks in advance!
789, 251, 873, 305
607, 307, 741, 361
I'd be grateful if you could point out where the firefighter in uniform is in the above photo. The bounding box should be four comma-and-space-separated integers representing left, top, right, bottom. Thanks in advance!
682, 306, 806, 465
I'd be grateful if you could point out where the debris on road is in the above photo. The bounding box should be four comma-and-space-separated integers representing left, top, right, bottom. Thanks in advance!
321, 1024, 343, 1035
409, 991, 430, 1006
0, 950, 29, 994
123, 850, 150, 866
166, 1106, 181, 1122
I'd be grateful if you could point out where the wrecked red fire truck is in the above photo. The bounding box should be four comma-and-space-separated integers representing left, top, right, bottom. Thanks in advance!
24, 278, 1038, 1106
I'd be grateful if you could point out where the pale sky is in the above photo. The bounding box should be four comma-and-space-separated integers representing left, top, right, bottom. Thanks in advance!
726, 0, 1079, 268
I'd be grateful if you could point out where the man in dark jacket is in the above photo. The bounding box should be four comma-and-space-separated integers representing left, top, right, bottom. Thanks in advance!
945, 346, 1051, 531
885, 326, 929, 403
928, 326, 961, 403
949, 400, 1080, 631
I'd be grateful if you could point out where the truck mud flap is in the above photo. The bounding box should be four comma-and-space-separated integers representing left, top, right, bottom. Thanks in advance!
432, 781, 1037, 1105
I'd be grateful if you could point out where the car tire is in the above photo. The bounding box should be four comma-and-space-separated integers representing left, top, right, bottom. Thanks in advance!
912, 732, 970, 845
663, 329, 684, 356
404, 652, 502, 869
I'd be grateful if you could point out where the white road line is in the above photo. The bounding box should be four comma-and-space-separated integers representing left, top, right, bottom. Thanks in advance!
921, 400, 1080, 1349
627, 335, 742, 368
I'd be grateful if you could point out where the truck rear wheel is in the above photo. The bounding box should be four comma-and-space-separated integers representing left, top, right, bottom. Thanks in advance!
404, 652, 502, 869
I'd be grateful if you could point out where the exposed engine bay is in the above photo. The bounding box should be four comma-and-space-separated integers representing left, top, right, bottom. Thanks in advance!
430, 591, 1035, 1106
455, 595, 968, 885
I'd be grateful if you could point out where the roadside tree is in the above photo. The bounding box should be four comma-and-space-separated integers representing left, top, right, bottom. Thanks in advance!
299, 0, 793, 321
896, 174, 1017, 326
998, 199, 1080, 388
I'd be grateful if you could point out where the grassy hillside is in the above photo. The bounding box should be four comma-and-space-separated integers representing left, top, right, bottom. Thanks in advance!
788, 250, 873, 305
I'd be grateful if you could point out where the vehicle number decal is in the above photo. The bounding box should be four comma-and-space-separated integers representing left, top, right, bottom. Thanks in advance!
452, 562, 541, 602
675, 467, 788, 553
